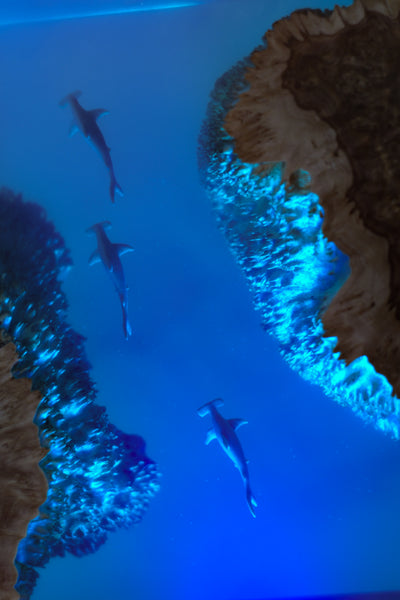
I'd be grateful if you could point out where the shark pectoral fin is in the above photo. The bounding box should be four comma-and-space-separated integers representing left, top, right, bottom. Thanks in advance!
69, 122, 79, 137
90, 108, 109, 120
88, 249, 101, 266
115, 243, 134, 257
228, 418, 248, 431
205, 429, 217, 445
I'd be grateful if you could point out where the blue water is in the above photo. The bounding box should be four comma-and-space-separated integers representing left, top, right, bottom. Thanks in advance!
2, 0, 400, 598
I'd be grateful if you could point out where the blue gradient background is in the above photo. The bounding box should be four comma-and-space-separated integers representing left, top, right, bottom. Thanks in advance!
1, 1, 400, 599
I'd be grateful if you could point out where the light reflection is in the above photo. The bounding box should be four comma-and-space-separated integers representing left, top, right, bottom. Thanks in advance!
0, 2, 199, 27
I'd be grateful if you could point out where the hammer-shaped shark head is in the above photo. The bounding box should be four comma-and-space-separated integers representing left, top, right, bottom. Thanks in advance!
197, 397, 224, 418
86, 221, 112, 236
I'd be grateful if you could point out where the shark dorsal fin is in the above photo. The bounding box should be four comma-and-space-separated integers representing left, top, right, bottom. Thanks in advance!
90, 108, 109, 120
228, 418, 248, 431
114, 243, 134, 257
221, 434, 230, 449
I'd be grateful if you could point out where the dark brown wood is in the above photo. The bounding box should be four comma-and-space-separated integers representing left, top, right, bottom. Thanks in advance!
225, 0, 400, 397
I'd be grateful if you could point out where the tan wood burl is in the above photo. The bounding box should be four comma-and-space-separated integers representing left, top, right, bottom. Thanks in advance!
0, 343, 47, 600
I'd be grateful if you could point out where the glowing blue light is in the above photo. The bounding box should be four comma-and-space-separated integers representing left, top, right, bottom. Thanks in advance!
35, 348, 58, 365
2, 315, 11, 328
0, 2, 199, 27
199, 58, 400, 439
0, 189, 160, 597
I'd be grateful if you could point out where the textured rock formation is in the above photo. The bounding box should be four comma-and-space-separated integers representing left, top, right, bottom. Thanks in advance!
0, 343, 47, 600
223, 0, 400, 398
199, 0, 400, 438
0, 188, 160, 599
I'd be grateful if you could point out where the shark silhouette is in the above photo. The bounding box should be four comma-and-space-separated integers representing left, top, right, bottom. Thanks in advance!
87, 221, 134, 339
60, 90, 123, 203
197, 398, 257, 518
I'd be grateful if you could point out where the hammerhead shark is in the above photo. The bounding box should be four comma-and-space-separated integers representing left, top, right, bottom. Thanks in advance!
87, 221, 134, 339
197, 398, 257, 518
60, 90, 123, 203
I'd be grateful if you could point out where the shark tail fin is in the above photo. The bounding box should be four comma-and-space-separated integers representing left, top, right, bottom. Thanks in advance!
59, 90, 82, 107
245, 481, 257, 518
121, 301, 132, 340
109, 171, 124, 204
197, 397, 224, 417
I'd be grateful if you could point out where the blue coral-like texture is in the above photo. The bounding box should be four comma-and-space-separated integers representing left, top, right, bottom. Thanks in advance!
0, 189, 160, 600
198, 61, 400, 439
